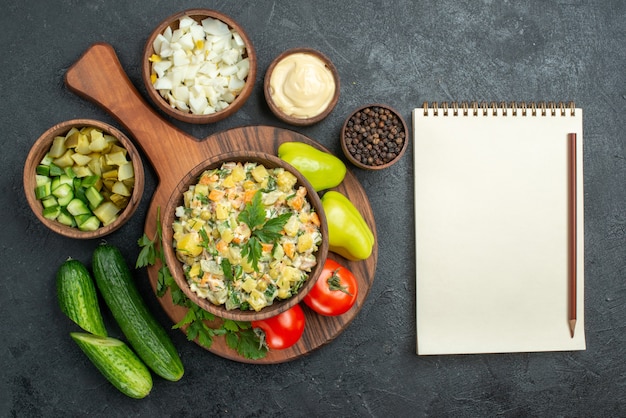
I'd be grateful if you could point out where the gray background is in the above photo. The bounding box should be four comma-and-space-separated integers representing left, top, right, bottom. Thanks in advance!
3, 0, 625, 416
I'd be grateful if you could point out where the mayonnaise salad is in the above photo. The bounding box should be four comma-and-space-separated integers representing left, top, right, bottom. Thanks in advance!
172, 161, 323, 311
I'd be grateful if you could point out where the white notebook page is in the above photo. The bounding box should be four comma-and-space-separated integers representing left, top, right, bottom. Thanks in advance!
413, 105, 585, 355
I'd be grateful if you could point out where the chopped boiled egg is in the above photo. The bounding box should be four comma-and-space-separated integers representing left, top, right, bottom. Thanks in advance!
150, 16, 249, 115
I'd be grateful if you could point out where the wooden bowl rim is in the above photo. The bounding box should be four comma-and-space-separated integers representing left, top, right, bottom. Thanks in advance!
340, 103, 409, 170
23, 118, 144, 239
263, 47, 340, 127
142, 8, 257, 125
161, 150, 329, 322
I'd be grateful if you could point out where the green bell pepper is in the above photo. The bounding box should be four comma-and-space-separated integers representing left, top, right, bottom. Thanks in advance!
278, 142, 346, 192
321, 191, 374, 261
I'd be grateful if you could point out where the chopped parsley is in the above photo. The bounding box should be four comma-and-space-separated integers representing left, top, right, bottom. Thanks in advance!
237, 191, 291, 271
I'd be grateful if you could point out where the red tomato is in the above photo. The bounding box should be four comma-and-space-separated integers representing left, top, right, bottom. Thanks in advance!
251, 304, 305, 350
303, 259, 358, 316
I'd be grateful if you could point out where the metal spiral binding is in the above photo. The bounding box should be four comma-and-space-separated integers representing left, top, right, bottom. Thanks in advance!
422, 101, 576, 116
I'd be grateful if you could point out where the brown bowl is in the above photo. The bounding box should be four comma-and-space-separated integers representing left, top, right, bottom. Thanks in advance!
264, 48, 340, 126
142, 9, 257, 124
161, 150, 329, 322
23, 119, 144, 239
340, 103, 409, 170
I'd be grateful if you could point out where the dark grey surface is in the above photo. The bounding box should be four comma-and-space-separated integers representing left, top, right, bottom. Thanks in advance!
3, 1, 625, 416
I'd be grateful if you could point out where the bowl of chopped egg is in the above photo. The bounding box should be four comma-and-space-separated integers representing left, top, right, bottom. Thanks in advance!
161, 150, 329, 321
142, 9, 256, 124
23, 119, 144, 239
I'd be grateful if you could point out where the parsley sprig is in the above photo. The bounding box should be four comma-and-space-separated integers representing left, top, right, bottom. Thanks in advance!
136, 207, 267, 360
238, 191, 291, 271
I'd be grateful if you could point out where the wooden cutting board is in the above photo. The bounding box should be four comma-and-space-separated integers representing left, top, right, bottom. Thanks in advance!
64, 43, 378, 364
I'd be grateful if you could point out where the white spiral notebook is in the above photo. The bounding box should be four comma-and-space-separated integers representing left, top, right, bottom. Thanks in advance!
413, 101, 586, 355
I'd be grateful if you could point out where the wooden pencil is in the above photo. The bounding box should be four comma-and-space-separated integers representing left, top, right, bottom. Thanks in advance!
568, 133, 577, 338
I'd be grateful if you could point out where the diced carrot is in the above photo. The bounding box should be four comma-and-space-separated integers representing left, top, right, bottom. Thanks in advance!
199, 175, 211, 185
216, 240, 228, 253
209, 189, 225, 202
243, 189, 257, 203
288, 195, 303, 211
227, 188, 239, 200
262, 242, 274, 253
309, 212, 320, 226
200, 272, 212, 285
283, 242, 295, 259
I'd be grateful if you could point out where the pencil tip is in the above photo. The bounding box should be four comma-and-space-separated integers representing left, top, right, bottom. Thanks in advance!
569, 319, 576, 338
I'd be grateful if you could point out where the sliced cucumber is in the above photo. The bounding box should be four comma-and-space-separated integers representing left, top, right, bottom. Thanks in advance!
43, 206, 61, 220
41, 196, 58, 208
85, 186, 104, 209
36, 164, 50, 176
35, 184, 51, 200
74, 213, 92, 226
52, 182, 73, 200
93, 201, 120, 225
64, 166, 77, 179
33, 125, 136, 231
40, 152, 54, 166
35, 176, 52, 199
78, 216, 101, 231
74, 186, 88, 206
48, 162, 64, 177
66, 198, 91, 217
81, 175, 100, 188
57, 190, 75, 207
57, 174, 74, 187
57, 209, 76, 227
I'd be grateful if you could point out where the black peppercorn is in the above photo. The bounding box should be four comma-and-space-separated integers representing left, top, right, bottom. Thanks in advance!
342, 105, 406, 168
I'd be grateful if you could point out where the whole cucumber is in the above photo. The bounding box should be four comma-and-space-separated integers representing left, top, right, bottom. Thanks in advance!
70, 332, 152, 399
57, 259, 107, 337
92, 244, 184, 381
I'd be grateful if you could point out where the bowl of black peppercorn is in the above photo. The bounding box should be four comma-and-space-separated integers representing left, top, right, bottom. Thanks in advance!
340, 104, 408, 170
